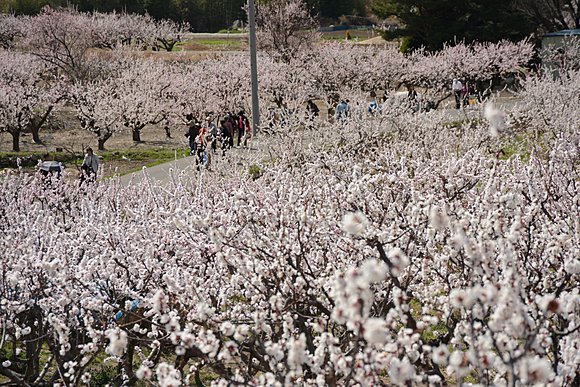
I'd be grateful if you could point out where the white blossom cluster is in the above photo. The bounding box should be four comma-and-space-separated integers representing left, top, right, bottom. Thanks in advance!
0, 9, 578, 386
1, 62, 578, 385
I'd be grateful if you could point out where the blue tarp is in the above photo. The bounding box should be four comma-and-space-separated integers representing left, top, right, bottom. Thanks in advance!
113, 299, 139, 321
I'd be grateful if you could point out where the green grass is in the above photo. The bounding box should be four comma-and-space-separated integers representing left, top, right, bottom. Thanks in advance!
498, 131, 551, 162
0, 148, 189, 175
0, 151, 78, 169
102, 148, 189, 176
248, 164, 263, 180
409, 298, 422, 320
171, 41, 186, 51
321, 35, 351, 41
421, 321, 449, 345
194, 39, 242, 46
406, 298, 450, 345
100, 148, 188, 162
89, 363, 117, 386
320, 35, 368, 42
217, 29, 243, 34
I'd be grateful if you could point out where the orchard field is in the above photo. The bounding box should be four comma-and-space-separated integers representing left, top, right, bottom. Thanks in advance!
1, 5, 579, 387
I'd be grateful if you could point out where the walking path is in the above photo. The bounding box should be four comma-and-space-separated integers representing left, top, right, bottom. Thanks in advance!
118, 139, 270, 186
118, 156, 195, 186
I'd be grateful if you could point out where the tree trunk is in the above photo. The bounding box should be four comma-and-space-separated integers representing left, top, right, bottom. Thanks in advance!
166, 41, 176, 52
121, 339, 136, 385
9, 129, 20, 152
24, 307, 43, 381
98, 132, 112, 151
132, 128, 141, 142
157, 38, 177, 52
30, 106, 54, 144
30, 127, 42, 144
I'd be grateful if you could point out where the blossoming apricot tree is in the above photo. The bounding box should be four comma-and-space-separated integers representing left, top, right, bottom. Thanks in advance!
0, 62, 578, 386
0, 51, 62, 151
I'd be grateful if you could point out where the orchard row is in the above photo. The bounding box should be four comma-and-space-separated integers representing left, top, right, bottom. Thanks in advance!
1, 7, 551, 152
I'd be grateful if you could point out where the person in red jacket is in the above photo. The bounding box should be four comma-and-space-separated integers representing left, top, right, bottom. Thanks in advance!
236, 110, 251, 147
195, 126, 208, 170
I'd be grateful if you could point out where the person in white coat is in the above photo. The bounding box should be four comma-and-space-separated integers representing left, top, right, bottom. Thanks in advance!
452, 79, 463, 109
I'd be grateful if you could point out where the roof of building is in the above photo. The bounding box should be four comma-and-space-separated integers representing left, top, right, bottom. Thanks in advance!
542, 29, 580, 37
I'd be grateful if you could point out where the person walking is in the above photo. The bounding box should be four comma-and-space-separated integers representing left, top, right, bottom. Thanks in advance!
195, 125, 208, 170
224, 113, 236, 149
219, 118, 230, 156
185, 114, 201, 155
80, 147, 99, 183
452, 79, 463, 109
335, 99, 350, 120
461, 81, 469, 108
236, 110, 251, 147
205, 115, 218, 153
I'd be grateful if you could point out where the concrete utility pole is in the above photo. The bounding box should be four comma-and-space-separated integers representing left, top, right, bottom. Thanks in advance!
248, 0, 260, 134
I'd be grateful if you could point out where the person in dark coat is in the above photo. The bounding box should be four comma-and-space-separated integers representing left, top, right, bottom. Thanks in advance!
306, 99, 320, 118
185, 114, 201, 155
223, 113, 236, 149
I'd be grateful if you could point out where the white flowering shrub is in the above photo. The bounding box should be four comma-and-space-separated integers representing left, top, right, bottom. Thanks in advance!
0, 20, 578, 387
1, 65, 578, 386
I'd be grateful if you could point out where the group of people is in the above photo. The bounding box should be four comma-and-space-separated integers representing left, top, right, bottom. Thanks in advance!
452, 79, 490, 109
33, 80, 489, 185
184, 110, 252, 170
364, 88, 435, 116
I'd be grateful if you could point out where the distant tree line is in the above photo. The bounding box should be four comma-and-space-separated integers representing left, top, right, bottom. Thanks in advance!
3, 0, 576, 50
0, 0, 371, 32
371, 0, 580, 51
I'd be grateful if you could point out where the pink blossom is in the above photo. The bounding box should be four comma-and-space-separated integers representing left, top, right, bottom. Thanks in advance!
388, 357, 416, 385
342, 211, 369, 236
106, 329, 128, 357
363, 318, 390, 345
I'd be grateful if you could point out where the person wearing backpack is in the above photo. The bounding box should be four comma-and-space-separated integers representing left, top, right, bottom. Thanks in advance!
185, 114, 201, 155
